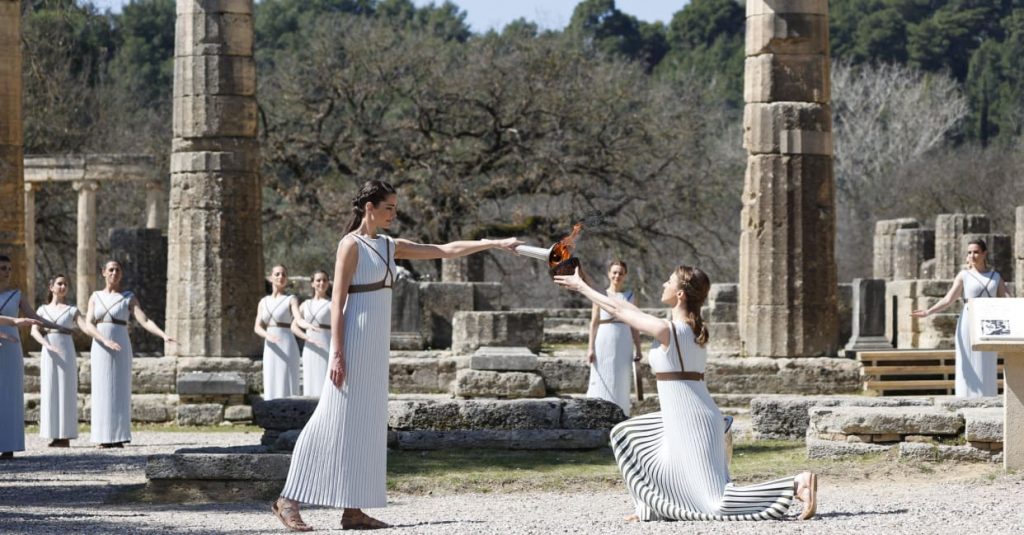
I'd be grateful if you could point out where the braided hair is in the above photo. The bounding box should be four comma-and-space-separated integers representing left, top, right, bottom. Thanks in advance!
346, 180, 397, 233
674, 265, 710, 347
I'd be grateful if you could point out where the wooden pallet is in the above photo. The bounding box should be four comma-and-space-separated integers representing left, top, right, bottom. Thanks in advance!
857, 349, 1004, 396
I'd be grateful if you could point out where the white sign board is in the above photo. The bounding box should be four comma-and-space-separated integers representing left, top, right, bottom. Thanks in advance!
968, 298, 1024, 352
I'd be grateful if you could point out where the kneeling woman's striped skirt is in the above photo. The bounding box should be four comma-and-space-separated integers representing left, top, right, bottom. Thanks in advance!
610, 411, 795, 521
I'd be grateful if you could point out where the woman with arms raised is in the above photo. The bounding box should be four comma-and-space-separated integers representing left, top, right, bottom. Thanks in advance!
271, 180, 521, 531
555, 264, 819, 521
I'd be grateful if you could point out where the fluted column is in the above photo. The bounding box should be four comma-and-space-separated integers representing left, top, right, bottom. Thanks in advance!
73, 180, 99, 310
739, 0, 837, 357
0, 0, 26, 291
145, 179, 167, 230
167, 0, 262, 358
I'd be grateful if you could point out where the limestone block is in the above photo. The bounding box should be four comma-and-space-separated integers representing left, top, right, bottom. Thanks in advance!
809, 406, 962, 436
470, 346, 538, 371
174, 55, 255, 97
174, 12, 252, 57
77, 356, 177, 394
746, 12, 828, 56
389, 357, 442, 393
746, 0, 828, 17
806, 438, 893, 459
271, 429, 300, 452
560, 398, 627, 428
177, 403, 224, 426
391, 332, 425, 350
170, 146, 259, 174
961, 233, 1013, 282
703, 303, 738, 323
898, 442, 998, 463
892, 228, 935, 280
709, 283, 738, 303
472, 282, 504, 311
707, 322, 741, 354
937, 396, 1002, 411
418, 282, 474, 348
177, 372, 247, 396
962, 408, 1003, 442
744, 54, 829, 104
920, 258, 936, 279
172, 96, 258, 138
743, 102, 832, 155
131, 394, 179, 423
441, 255, 484, 282
387, 398, 561, 430
22, 357, 39, 393
224, 405, 252, 422
177, 357, 261, 393
146, 452, 290, 481
176, 0, 252, 16
394, 429, 610, 450
453, 369, 546, 399
451, 311, 543, 354
535, 356, 589, 394
873, 218, 920, 280
775, 357, 862, 394
935, 214, 990, 279
751, 395, 933, 439
391, 271, 420, 332
252, 397, 318, 430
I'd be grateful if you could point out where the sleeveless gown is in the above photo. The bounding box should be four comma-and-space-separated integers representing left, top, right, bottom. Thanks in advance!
0, 289, 26, 453
37, 304, 79, 440
611, 320, 796, 521
300, 298, 331, 397
261, 294, 301, 400
90, 291, 134, 444
956, 270, 1001, 398
588, 290, 635, 416
282, 234, 394, 508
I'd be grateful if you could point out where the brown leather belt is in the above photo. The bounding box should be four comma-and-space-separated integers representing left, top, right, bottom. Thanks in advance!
348, 279, 392, 293
99, 319, 127, 326
318, 323, 331, 329
268, 320, 289, 328
598, 319, 623, 324
655, 371, 705, 382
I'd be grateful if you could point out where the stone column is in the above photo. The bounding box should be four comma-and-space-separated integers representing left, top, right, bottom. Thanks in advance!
0, 0, 26, 290
935, 214, 990, 279
145, 180, 168, 230
167, 0, 262, 358
1015, 207, 1023, 285
843, 278, 891, 355
73, 180, 99, 310
892, 228, 934, 281
873, 218, 919, 280
23, 181, 35, 301
441, 256, 484, 282
739, 0, 837, 357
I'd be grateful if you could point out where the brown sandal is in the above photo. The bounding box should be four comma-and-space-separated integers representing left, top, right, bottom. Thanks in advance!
796, 472, 818, 520
272, 498, 313, 532
341, 510, 390, 530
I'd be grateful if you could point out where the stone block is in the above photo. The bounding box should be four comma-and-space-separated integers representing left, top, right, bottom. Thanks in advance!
873, 218, 920, 280
271, 429, 300, 452
751, 395, 933, 439
172, 96, 258, 138
746, 0, 828, 17
146, 452, 290, 481
809, 406, 962, 436
560, 398, 626, 428
453, 369, 546, 399
173, 55, 255, 98
177, 403, 224, 426
169, 147, 259, 174
418, 282, 474, 349
441, 255, 484, 282
709, 283, 738, 303
252, 397, 318, 430
394, 429, 610, 450
703, 303, 738, 323
935, 214, 990, 279
898, 442, 998, 463
391, 332, 425, 350
920, 258, 936, 279
132, 394, 179, 423
746, 12, 828, 56
807, 438, 893, 459
177, 372, 247, 395
893, 228, 935, 281
962, 408, 1003, 442
387, 398, 562, 430
175, 0, 252, 16
937, 396, 1002, 411
536, 356, 589, 394
472, 282, 503, 311
389, 357, 442, 393
744, 54, 829, 104
451, 311, 543, 354
469, 346, 538, 371
743, 102, 832, 155
174, 12, 252, 57
391, 273, 420, 333
224, 405, 252, 422
707, 322, 741, 355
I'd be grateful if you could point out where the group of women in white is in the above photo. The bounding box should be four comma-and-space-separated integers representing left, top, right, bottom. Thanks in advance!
0, 257, 174, 456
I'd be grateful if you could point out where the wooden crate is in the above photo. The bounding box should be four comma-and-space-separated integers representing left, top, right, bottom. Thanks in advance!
857, 349, 1004, 396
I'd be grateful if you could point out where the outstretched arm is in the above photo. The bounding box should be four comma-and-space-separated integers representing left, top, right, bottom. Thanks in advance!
911, 274, 964, 317
555, 268, 671, 346
18, 299, 68, 333
130, 297, 175, 343
394, 237, 522, 261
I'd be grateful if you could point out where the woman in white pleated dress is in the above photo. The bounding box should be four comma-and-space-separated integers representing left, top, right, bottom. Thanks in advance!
30, 274, 121, 447
0, 255, 69, 458
586, 260, 642, 416
271, 180, 522, 531
912, 239, 1010, 398
88, 260, 174, 448
256, 265, 317, 400
555, 264, 819, 522
292, 270, 332, 397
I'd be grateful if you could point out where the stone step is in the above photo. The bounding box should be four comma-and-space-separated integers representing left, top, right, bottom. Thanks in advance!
809, 406, 963, 437
543, 327, 589, 345
544, 317, 589, 329
857, 349, 955, 362
962, 407, 1003, 443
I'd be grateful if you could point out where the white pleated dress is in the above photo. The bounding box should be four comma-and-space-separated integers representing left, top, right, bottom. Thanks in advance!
611, 320, 795, 521
0, 289, 26, 453
282, 234, 395, 508
956, 270, 1001, 398
588, 290, 635, 416
261, 294, 301, 400
300, 298, 331, 397
90, 291, 135, 444
37, 304, 79, 440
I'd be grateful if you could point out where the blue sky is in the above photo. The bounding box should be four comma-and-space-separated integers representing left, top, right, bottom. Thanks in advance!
88, 1, 688, 32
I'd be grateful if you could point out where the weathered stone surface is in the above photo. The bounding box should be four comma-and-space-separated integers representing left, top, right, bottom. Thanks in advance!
743, 102, 832, 155
270, 429, 301, 452
707, 322, 741, 355
395, 429, 610, 450
746, 0, 828, 16
131, 394, 179, 423
898, 442, 999, 463
454, 369, 546, 399
892, 228, 935, 281
252, 397, 318, 430
845, 278, 892, 354
807, 438, 893, 459
391, 332, 425, 350
419, 282, 474, 349
146, 452, 290, 481
1016, 206, 1024, 284
935, 214, 990, 279
560, 398, 626, 428
873, 218, 920, 280
452, 311, 543, 354
389, 357, 442, 393
176, 357, 261, 393
441, 255, 484, 282
809, 406, 963, 436
536, 356, 589, 394
388, 398, 561, 430
469, 346, 538, 371
744, 54, 829, 103
962, 408, 1003, 442
746, 12, 828, 56
937, 396, 1002, 411
177, 372, 247, 395
751, 395, 933, 439
391, 269, 420, 333
74, 356, 178, 394
223, 404, 252, 422
707, 357, 860, 395
709, 283, 738, 303
177, 403, 224, 426
472, 282, 503, 311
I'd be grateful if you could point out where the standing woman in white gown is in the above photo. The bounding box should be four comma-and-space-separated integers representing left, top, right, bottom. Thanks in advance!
256, 265, 317, 400
0, 255, 68, 458
586, 260, 642, 415
912, 239, 1010, 397
292, 270, 332, 397
30, 274, 121, 447
270, 180, 522, 531
87, 260, 174, 448
555, 264, 819, 522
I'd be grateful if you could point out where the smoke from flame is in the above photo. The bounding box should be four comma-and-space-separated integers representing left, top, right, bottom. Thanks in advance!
549, 223, 583, 267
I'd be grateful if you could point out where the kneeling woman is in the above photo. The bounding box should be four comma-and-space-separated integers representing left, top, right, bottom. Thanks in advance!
555, 265, 818, 521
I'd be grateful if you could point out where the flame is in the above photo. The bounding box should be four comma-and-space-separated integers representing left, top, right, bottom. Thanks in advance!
549, 223, 583, 267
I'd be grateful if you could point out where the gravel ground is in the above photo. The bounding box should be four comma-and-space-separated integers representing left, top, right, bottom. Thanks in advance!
1, 431, 1023, 534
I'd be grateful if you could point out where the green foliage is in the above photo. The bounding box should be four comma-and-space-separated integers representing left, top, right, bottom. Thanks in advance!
657, 0, 744, 107
107, 0, 175, 107
566, 0, 668, 70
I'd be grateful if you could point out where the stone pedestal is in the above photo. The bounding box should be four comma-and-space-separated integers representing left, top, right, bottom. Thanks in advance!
168, 0, 262, 359
892, 228, 934, 281
935, 214, 990, 279
73, 180, 99, 310
0, 1, 26, 294
873, 218, 920, 280
844, 278, 891, 355
110, 228, 168, 353
739, 0, 837, 358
